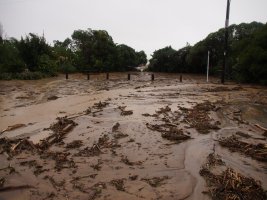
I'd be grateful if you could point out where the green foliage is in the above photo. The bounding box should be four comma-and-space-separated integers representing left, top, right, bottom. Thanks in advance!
0, 40, 25, 73
0, 29, 147, 79
0, 71, 56, 80
148, 46, 177, 72
232, 24, 267, 84
148, 22, 267, 85
71, 29, 147, 72
16, 33, 52, 72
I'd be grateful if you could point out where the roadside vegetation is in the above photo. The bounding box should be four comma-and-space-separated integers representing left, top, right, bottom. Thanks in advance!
0, 22, 266, 85
0, 29, 147, 80
148, 22, 267, 85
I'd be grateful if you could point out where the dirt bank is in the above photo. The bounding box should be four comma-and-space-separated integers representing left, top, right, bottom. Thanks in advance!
0, 73, 266, 200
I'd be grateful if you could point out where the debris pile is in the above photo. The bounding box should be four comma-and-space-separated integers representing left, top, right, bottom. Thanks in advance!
76, 134, 119, 157
39, 117, 77, 149
118, 106, 133, 116
20, 160, 48, 176
92, 101, 109, 110
182, 102, 219, 134
75, 145, 101, 157
205, 86, 243, 92
141, 176, 169, 187
200, 167, 266, 200
161, 127, 190, 142
47, 95, 59, 101
219, 135, 267, 162
156, 105, 171, 114
66, 140, 83, 149
113, 132, 128, 139
206, 152, 225, 167
112, 122, 120, 132
110, 179, 125, 191
200, 153, 266, 200
41, 151, 76, 171
0, 138, 36, 157
146, 123, 190, 142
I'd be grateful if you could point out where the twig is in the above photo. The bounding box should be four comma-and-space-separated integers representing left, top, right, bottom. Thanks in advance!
254, 124, 267, 131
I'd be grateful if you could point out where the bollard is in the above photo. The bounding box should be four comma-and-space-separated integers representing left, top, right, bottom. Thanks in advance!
87, 73, 90, 80
151, 74, 154, 81
66, 73, 68, 79
106, 73, 109, 80
128, 74, 130, 80
180, 75, 183, 82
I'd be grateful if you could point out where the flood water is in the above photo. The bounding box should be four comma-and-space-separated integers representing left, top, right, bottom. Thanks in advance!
0, 73, 266, 200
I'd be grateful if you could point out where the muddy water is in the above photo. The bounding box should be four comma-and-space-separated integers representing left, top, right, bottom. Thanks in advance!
0, 73, 267, 200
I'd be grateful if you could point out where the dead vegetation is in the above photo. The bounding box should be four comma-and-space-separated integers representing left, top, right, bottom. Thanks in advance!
146, 123, 191, 142
219, 135, 267, 162
66, 140, 83, 149
205, 86, 243, 92
75, 145, 101, 157
200, 167, 266, 200
92, 101, 109, 110
39, 117, 78, 150
161, 127, 191, 142
121, 156, 142, 166
200, 153, 266, 200
41, 151, 76, 171
182, 102, 220, 134
20, 160, 48, 176
0, 138, 36, 157
118, 106, 133, 116
75, 134, 120, 157
141, 176, 169, 187
110, 179, 126, 191
112, 122, 120, 132
113, 132, 128, 139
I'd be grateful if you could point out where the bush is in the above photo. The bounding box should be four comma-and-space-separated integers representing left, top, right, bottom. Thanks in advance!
0, 71, 57, 80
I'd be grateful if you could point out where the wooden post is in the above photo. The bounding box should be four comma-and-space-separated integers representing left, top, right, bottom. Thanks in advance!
180, 75, 182, 82
128, 74, 130, 80
106, 73, 109, 80
87, 73, 90, 80
151, 74, 154, 81
66, 73, 68, 79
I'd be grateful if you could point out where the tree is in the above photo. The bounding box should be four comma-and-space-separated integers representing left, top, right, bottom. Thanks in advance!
16, 33, 53, 71
115, 44, 138, 71
148, 46, 177, 72
0, 39, 25, 73
232, 23, 267, 84
136, 51, 147, 66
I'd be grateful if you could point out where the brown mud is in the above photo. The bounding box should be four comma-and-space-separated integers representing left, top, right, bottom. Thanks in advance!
0, 73, 267, 200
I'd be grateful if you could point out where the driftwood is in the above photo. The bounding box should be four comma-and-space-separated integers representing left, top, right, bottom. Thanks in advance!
255, 124, 267, 131
0, 124, 26, 135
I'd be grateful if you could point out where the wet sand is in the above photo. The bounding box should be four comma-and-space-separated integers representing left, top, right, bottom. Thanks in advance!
0, 73, 266, 200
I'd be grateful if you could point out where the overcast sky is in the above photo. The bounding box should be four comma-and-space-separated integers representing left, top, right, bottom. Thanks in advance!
0, 0, 267, 57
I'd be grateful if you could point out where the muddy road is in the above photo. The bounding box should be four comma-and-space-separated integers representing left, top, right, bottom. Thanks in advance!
0, 73, 266, 200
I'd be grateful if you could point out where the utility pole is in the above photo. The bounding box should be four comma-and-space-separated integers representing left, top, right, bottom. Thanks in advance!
221, 0, 231, 84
